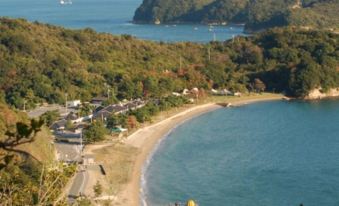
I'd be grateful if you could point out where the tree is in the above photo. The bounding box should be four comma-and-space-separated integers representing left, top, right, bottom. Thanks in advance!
93, 181, 103, 197
131, 108, 151, 123
127, 115, 138, 129
79, 104, 94, 117
65, 119, 74, 130
84, 122, 107, 143
253, 78, 266, 93
0, 119, 44, 162
106, 114, 127, 129
40, 110, 59, 127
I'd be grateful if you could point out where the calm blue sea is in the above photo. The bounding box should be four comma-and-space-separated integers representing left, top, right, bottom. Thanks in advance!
0, 0, 244, 42
143, 100, 339, 206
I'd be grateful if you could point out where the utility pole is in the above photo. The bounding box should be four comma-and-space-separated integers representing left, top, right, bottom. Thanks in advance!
208, 46, 211, 62
23, 99, 26, 112
105, 83, 111, 100
179, 56, 182, 70
65, 93, 68, 114
80, 131, 83, 155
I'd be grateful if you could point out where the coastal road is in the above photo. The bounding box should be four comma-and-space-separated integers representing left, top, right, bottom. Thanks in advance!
68, 169, 89, 203
55, 142, 82, 162
27, 104, 76, 118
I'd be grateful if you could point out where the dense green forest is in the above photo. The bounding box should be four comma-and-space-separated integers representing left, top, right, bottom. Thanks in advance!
133, 0, 339, 31
0, 18, 338, 110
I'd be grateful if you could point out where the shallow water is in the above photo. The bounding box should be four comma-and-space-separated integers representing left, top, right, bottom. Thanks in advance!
0, 0, 244, 42
144, 100, 339, 206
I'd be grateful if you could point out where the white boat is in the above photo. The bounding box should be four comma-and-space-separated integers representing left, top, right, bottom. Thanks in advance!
60, 0, 72, 5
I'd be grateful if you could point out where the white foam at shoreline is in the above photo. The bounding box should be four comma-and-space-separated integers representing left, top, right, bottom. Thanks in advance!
139, 107, 220, 206
140, 128, 175, 206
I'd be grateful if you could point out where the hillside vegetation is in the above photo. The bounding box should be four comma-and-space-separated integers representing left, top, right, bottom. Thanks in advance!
133, 0, 339, 32
0, 18, 338, 111
0, 102, 74, 205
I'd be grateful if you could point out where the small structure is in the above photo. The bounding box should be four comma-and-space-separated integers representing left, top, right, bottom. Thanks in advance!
211, 88, 233, 96
67, 100, 81, 108
111, 126, 128, 133
182, 89, 190, 95
54, 131, 82, 143
50, 119, 67, 131
83, 154, 95, 165
191, 88, 199, 94
66, 112, 78, 121
90, 97, 107, 107
93, 99, 146, 121
211, 89, 218, 94
234, 92, 242, 97
173, 92, 182, 97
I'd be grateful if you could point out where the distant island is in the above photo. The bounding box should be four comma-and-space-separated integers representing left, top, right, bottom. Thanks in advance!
133, 0, 339, 32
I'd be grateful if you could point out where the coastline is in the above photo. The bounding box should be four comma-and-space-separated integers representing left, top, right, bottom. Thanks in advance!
110, 94, 284, 205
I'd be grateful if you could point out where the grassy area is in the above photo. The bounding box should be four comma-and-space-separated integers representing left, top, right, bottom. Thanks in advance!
16, 126, 55, 164
93, 142, 139, 195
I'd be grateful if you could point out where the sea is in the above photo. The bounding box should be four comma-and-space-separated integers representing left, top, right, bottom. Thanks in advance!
143, 100, 339, 206
0, 0, 244, 42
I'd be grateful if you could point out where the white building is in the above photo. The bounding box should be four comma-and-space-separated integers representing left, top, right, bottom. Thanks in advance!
66, 100, 81, 108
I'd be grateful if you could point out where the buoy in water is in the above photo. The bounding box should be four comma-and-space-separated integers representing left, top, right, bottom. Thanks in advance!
187, 200, 196, 206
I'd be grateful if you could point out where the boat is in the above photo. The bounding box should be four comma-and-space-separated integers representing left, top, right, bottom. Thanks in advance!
60, 0, 72, 5
169, 199, 199, 206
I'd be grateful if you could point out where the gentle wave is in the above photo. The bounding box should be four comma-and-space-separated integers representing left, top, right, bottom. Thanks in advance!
140, 129, 174, 206
140, 111, 212, 206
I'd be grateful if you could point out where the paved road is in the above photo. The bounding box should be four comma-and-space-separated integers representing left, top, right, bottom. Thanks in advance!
27, 104, 76, 118
68, 169, 88, 203
55, 142, 82, 162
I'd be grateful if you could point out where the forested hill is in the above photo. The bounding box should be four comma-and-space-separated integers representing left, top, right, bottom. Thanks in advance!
133, 0, 339, 32
0, 18, 338, 109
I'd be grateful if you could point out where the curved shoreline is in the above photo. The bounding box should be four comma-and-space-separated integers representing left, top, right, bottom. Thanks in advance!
116, 95, 284, 205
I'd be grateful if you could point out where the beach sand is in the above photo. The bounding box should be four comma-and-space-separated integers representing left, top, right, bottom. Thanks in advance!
108, 94, 284, 206
79, 94, 284, 205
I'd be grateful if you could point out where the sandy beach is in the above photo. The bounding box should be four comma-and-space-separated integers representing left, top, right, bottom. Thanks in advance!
106, 94, 284, 206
